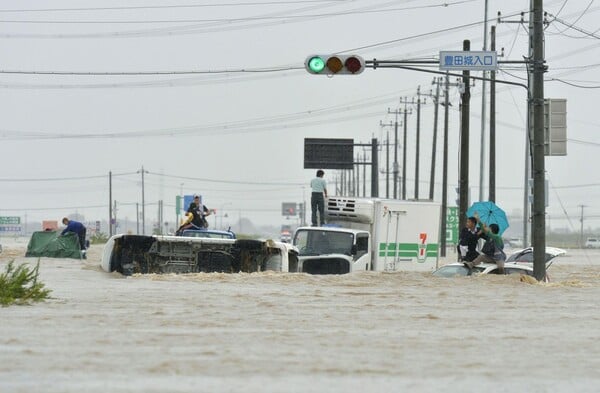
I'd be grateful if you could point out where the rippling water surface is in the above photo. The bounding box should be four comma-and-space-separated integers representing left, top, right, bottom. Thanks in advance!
1, 242, 599, 392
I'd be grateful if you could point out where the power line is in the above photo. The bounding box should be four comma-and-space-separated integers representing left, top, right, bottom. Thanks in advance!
0, 1, 350, 13
0, 1, 476, 24
147, 171, 304, 187
0, 172, 136, 182
0, 66, 301, 76
0, 1, 476, 39
549, 12, 600, 39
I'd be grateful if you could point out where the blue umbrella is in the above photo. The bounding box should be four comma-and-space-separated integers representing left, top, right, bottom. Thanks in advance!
466, 201, 509, 235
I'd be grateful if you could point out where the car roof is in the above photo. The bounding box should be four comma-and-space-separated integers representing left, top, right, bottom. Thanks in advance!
505, 246, 565, 263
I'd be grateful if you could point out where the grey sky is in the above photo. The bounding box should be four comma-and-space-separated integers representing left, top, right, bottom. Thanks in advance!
0, 0, 598, 233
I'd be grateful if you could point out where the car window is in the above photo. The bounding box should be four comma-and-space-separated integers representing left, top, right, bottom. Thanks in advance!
433, 265, 471, 277
504, 267, 533, 276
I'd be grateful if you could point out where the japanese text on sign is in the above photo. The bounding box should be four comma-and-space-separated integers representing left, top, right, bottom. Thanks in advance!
446, 207, 459, 244
439, 51, 498, 71
0, 216, 20, 224
0, 226, 22, 232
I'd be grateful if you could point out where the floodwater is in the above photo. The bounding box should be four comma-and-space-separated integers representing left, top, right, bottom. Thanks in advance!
1, 240, 599, 392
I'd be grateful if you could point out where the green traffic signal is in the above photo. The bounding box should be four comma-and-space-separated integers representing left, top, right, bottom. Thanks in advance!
305, 54, 365, 75
307, 56, 326, 73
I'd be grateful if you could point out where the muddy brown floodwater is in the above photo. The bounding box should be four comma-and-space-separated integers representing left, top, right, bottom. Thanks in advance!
1, 241, 599, 392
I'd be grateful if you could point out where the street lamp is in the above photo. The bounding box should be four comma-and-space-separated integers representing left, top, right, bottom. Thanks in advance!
218, 202, 232, 229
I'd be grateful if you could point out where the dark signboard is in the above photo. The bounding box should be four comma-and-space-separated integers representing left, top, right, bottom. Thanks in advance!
281, 202, 297, 216
304, 138, 354, 169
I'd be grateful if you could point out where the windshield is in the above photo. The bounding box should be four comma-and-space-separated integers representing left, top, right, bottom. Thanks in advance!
294, 229, 354, 256
433, 265, 484, 278
181, 230, 235, 239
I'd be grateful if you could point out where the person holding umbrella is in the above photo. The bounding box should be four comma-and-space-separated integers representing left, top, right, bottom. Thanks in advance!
464, 213, 506, 273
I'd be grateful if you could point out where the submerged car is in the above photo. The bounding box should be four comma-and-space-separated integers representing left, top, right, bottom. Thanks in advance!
432, 247, 566, 282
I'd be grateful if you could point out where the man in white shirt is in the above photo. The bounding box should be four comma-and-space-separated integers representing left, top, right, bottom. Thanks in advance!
310, 169, 328, 226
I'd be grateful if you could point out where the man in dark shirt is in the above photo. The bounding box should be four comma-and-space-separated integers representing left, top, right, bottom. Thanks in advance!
458, 216, 480, 262
176, 195, 213, 234
188, 195, 211, 228
61, 217, 87, 251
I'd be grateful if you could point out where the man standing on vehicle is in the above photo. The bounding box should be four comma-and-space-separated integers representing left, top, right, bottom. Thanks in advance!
310, 169, 328, 226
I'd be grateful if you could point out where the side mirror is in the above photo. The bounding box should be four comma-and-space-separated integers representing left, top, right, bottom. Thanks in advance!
351, 245, 358, 255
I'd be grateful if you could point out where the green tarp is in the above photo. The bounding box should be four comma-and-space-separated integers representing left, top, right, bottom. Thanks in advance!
25, 231, 82, 259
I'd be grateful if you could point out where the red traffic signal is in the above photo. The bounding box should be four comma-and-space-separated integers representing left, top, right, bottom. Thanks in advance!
305, 55, 365, 75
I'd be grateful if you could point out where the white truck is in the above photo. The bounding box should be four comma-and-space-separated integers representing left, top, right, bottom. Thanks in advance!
291, 197, 441, 274
101, 232, 298, 275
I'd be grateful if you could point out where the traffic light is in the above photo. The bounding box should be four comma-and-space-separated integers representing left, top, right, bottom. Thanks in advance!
305, 54, 365, 75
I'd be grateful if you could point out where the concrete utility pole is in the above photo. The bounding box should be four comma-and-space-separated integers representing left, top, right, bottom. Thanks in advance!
109, 171, 113, 237
138, 166, 148, 235
386, 131, 390, 198
380, 120, 395, 198
425, 78, 442, 200
371, 138, 379, 197
414, 86, 425, 200
398, 98, 412, 200
458, 40, 471, 232
531, 0, 547, 280
579, 205, 586, 247
387, 108, 402, 199
489, 25, 497, 202
113, 200, 118, 235
440, 72, 451, 257
479, 0, 490, 201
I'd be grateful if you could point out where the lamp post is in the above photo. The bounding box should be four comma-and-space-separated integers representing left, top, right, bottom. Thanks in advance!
218, 203, 232, 229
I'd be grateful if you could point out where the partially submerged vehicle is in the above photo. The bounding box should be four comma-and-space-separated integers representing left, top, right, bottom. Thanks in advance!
101, 233, 298, 275
292, 197, 441, 274
432, 247, 566, 282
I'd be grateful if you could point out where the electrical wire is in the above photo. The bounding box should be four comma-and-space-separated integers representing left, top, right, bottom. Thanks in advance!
0, 1, 474, 39
0, 172, 136, 182
0, 1, 352, 13
0, 1, 478, 24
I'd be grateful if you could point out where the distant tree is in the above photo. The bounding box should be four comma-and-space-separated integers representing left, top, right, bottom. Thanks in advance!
90, 232, 109, 244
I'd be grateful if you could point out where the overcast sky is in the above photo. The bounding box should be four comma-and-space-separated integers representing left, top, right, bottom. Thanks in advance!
0, 0, 598, 234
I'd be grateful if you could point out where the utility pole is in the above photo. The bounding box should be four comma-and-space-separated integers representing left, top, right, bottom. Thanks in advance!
387, 108, 402, 199
424, 78, 442, 200
109, 171, 113, 237
440, 72, 451, 257
113, 200, 118, 235
531, 0, 547, 281
459, 40, 471, 231
489, 25, 497, 202
578, 205, 586, 247
415, 86, 425, 200
380, 121, 394, 198
386, 131, 389, 198
371, 138, 379, 197
136, 202, 140, 235
398, 98, 412, 200
138, 166, 148, 235
364, 151, 367, 196
479, 0, 490, 201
